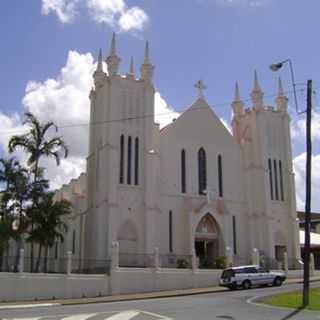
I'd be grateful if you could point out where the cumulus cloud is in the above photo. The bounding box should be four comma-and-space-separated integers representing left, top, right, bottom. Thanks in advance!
41, 0, 149, 32
293, 152, 320, 212
291, 111, 320, 143
0, 50, 176, 189
41, 0, 79, 23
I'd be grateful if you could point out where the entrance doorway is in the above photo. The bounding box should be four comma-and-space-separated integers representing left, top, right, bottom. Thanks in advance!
194, 213, 221, 268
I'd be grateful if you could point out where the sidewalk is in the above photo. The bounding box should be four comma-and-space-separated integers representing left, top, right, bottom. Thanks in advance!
1, 276, 320, 308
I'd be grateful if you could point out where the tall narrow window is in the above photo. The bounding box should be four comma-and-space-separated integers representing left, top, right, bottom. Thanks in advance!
232, 216, 237, 255
279, 160, 284, 201
274, 159, 279, 200
169, 211, 173, 253
181, 149, 186, 193
218, 154, 223, 197
55, 242, 58, 260
119, 135, 124, 184
134, 137, 139, 185
268, 158, 274, 200
198, 148, 207, 195
127, 136, 132, 184
72, 230, 76, 255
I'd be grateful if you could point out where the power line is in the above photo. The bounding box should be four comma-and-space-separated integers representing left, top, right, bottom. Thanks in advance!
0, 86, 316, 136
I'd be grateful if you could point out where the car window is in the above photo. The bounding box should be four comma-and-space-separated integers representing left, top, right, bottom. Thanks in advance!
258, 268, 267, 273
244, 267, 257, 273
222, 269, 234, 278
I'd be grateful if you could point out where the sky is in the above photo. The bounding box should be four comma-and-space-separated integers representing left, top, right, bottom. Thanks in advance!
1, 0, 320, 211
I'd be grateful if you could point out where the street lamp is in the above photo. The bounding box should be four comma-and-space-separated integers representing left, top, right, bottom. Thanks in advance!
270, 59, 313, 307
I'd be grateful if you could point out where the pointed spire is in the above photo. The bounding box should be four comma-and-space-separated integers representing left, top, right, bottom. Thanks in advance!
278, 76, 284, 97
144, 40, 150, 64
234, 81, 241, 102
232, 81, 244, 116
106, 32, 120, 77
251, 70, 264, 110
253, 70, 261, 92
97, 48, 103, 72
141, 40, 154, 83
110, 32, 116, 56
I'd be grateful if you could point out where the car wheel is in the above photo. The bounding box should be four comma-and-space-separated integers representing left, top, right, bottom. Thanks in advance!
229, 283, 237, 290
242, 280, 251, 290
273, 277, 282, 287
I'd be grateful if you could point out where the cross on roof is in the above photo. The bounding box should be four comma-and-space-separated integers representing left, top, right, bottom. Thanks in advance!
194, 80, 207, 98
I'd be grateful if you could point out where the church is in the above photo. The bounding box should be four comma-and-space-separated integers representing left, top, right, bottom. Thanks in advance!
54, 33, 301, 270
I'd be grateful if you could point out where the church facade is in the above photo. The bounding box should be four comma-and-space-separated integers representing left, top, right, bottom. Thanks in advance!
55, 34, 301, 269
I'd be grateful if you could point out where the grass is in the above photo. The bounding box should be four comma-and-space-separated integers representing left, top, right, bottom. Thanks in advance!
262, 288, 320, 311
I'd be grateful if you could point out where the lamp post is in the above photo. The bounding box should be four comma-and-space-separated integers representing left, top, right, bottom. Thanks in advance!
269, 59, 312, 306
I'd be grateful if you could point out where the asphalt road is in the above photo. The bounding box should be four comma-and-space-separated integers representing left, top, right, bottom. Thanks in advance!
1, 283, 320, 320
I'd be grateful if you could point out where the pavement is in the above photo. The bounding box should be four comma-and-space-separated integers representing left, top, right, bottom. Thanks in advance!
0, 275, 319, 308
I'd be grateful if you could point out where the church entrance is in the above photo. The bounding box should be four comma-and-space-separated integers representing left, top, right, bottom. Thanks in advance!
194, 213, 221, 268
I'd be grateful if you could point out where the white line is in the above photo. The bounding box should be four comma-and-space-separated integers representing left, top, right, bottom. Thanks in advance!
61, 314, 97, 320
0, 303, 59, 310
104, 310, 140, 320
137, 310, 173, 319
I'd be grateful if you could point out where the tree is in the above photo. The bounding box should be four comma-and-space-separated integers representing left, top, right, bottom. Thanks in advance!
8, 112, 68, 271
29, 192, 72, 273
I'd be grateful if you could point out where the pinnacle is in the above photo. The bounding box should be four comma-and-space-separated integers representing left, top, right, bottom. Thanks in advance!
97, 48, 103, 72
110, 32, 117, 56
130, 56, 135, 75
234, 81, 241, 102
278, 76, 284, 97
144, 40, 150, 64
253, 70, 262, 92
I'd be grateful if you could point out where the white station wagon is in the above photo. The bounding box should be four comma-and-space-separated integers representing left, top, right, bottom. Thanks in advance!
219, 265, 286, 290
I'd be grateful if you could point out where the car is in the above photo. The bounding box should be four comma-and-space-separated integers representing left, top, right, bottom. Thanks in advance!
219, 265, 286, 290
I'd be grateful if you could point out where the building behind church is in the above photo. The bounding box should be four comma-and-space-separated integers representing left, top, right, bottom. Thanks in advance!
54, 33, 301, 271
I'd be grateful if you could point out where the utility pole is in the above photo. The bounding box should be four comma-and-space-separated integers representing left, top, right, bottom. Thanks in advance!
303, 79, 312, 307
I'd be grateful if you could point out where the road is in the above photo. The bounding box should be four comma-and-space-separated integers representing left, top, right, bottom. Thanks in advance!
0, 283, 319, 320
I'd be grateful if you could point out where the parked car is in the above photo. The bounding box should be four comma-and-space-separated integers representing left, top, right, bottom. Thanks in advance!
219, 265, 286, 290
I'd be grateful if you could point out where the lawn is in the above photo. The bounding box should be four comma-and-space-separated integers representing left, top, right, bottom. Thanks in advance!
262, 288, 320, 311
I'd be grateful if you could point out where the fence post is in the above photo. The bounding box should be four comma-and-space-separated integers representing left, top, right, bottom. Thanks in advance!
18, 249, 24, 273
66, 251, 72, 275
252, 248, 260, 266
283, 251, 289, 275
226, 246, 233, 267
192, 249, 198, 271
153, 247, 160, 270
310, 253, 315, 277
111, 241, 119, 270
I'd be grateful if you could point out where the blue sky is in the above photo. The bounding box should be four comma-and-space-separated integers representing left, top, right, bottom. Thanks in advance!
1, 0, 320, 210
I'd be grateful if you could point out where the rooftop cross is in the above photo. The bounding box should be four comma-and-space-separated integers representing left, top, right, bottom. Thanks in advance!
194, 80, 207, 98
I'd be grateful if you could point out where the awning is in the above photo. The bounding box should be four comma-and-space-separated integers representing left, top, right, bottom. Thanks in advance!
299, 230, 320, 247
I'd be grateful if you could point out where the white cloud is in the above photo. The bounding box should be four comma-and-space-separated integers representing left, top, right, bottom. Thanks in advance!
1, 51, 175, 189
293, 152, 320, 212
41, 0, 79, 23
118, 7, 149, 32
41, 0, 149, 32
291, 111, 320, 143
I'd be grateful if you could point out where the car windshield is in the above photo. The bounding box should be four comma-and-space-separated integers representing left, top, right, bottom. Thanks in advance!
222, 269, 234, 278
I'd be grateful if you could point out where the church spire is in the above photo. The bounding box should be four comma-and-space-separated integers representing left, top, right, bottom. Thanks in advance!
140, 40, 154, 83
126, 56, 135, 79
106, 32, 120, 77
276, 76, 288, 112
251, 70, 264, 110
232, 81, 244, 115
97, 48, 103, 72
93, 48, 106, 89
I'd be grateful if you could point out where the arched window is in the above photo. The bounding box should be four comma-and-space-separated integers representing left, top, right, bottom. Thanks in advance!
181, 149, 186, 193
119, 135, 124, 184
127, 136, 132, 184
134, 137, 139, 185
198, 148, 207, 195
279, 160, 284, 201
268, 158, 273, 200
218, 154, 223, 197
273, 159, 279, 200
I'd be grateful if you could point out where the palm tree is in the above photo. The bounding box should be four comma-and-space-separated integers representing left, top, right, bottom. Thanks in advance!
29, 192, 71, 273
8, 112, 68, 271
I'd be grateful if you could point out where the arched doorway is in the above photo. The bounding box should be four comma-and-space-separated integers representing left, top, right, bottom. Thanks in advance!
194, 213, 222, 267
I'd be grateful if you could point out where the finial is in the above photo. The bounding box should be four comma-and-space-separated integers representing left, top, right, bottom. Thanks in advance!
110, 32, 116, 56
278, 76, 284, 97
234, 81, 241, 102
194, 80, 206, 99
144, 40, 150, 64
253, 70, 261, 92
97, 48, 103, 72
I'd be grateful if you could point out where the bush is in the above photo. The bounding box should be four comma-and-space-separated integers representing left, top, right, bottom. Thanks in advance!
213, 256, 227, 269
176, 259, 189, 269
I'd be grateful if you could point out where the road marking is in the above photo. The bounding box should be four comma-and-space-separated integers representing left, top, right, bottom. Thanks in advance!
103, 310, 140, 320
136, 310, 173, 320
0, 303, 59, 310
61, 314, 97, 320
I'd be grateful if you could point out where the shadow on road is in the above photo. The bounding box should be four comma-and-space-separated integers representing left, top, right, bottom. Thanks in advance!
279, 306, 305, 320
